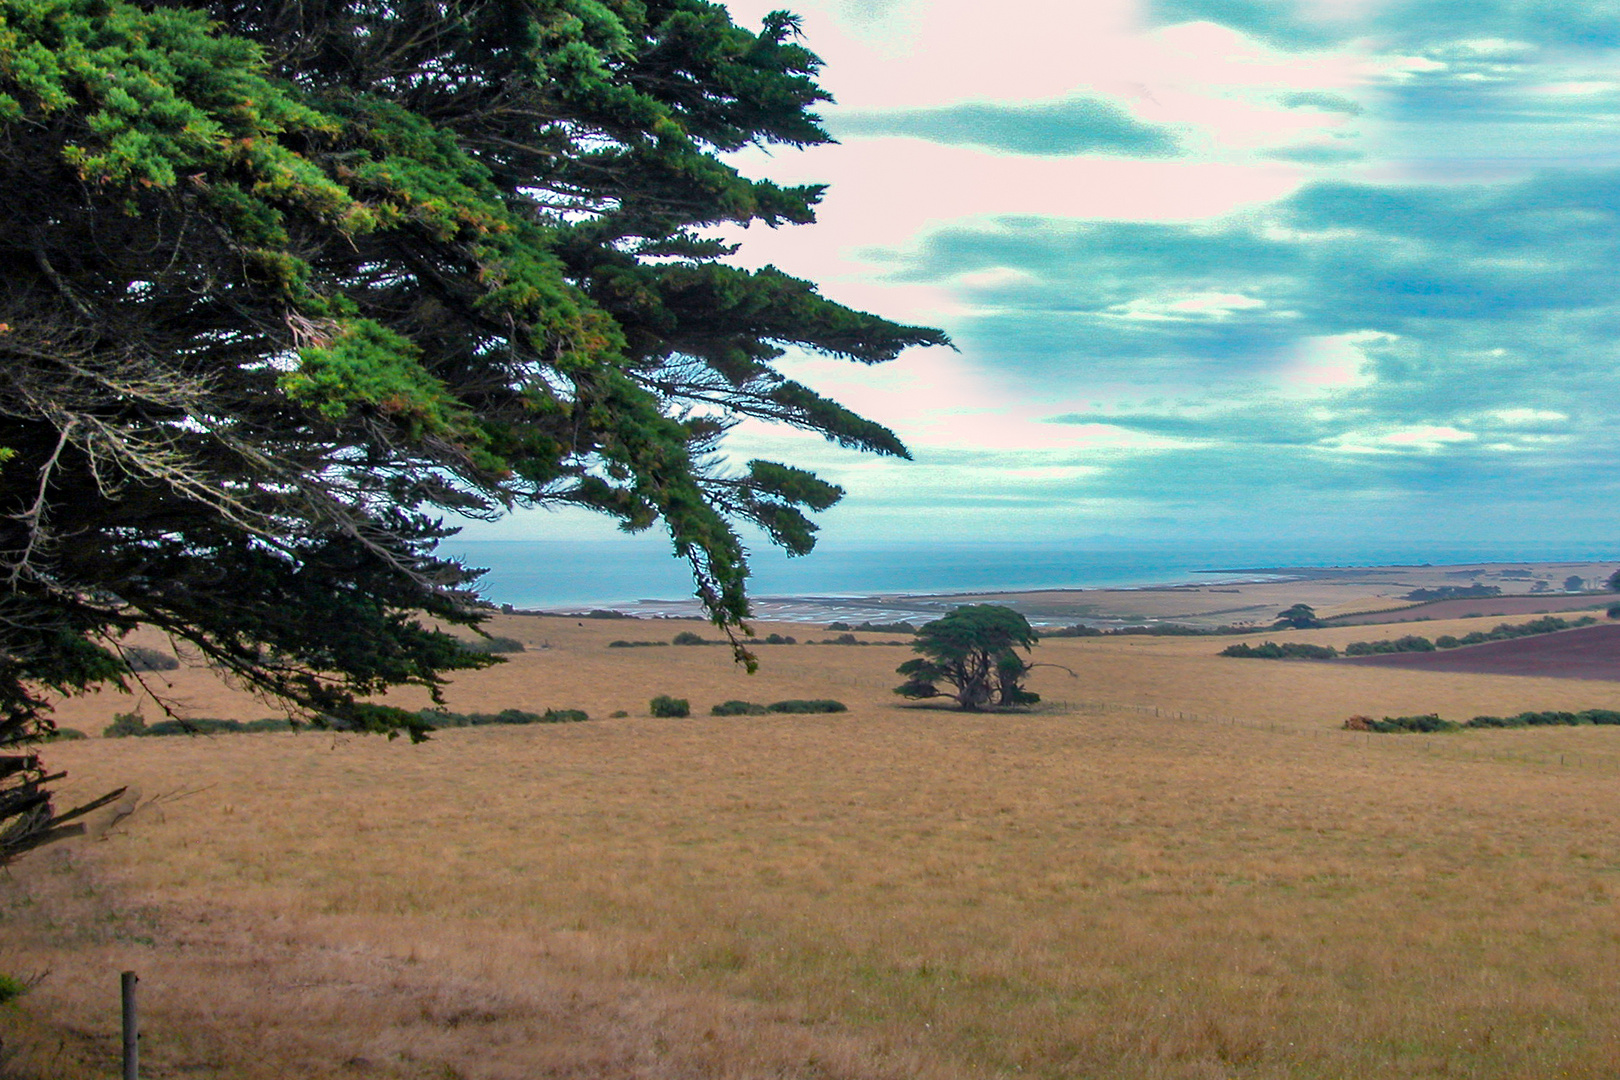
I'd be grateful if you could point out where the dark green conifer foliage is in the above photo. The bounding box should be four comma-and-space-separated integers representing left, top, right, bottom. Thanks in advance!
0, 0, 946, 858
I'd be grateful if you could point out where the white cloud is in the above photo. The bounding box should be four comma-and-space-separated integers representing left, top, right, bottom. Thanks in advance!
1487, 407, 1568, 425
1102, 291, 1270, 321
1321, 425, 1477, 454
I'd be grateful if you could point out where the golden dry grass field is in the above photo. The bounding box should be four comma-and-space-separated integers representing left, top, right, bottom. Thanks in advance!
8, 613, 1620, 1079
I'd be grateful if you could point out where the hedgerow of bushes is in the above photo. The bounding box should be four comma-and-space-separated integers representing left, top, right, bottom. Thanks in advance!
1342, 634, 1436, 656
711, 699, 847, 716
1048, 623, 1235, 638
1345, 709, 1620, 733
642, 632, 796, 647
1220, 641, 1338, 659
1222, 615, 1599, 662
103, 706, 590, 738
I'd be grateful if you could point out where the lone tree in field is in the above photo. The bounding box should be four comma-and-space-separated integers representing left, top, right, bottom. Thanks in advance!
895, 606, 1040, 710
1274, 604, 1322, 629
0, 0, 946, 859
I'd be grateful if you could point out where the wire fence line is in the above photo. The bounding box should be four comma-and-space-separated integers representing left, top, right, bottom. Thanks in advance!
1044, 698, 1620, 774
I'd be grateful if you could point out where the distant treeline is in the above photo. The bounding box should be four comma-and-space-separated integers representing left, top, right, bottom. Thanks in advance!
1046, 623, 1238, 638
1221, 616, 1597, 661
610, 632, 907, 647
1402, 584, 1502, 602
826, 621, 917, 634
1347, 709, 1620, 733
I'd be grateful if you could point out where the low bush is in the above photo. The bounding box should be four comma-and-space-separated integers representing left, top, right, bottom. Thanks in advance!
607, 640, 668, 648
0, 973, 27, 1005
103, 711, 147, 738
1114, 623, 1216, 636
145, 717, 295, 736
106, 706, 590, 737
464, 635, 525, 654
1345, 635, 1435, 656
761, 633, 797, 645
1608, 603, 1620, 619
671, 631, 709, 645
711, 700, 768, 716
766, 699, 847, 713
1220, 641, 1338, 659
1049, 623, 1243, 638
124, 645, 179, 671
1465, 709, 1620, 728
650, 695, 690, 717
1344, 713, 1457, 733
44, 727, 86, 741
1351, 708, 1620, 732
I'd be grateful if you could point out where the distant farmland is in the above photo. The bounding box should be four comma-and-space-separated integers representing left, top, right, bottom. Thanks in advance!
1328, 595, 1608, 626
1347, 622, 1620, 681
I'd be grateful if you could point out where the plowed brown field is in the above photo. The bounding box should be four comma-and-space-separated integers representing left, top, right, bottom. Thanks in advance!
1348, 623, 1620, 681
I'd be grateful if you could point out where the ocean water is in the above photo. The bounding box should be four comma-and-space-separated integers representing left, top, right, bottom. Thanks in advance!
446, 538, 1620, 622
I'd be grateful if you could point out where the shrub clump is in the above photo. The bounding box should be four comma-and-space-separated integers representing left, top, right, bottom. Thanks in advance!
766, 699, 847, 713
419, 707, 588, 727
123, 646, 179, 671
607, 639, 668, 648
103, 711, 148, 738
1344, 713, 1457, 733
1352, 616, 1600, 656
1348, 708, 1620, 732
105, 713, 296, 737
464, 635, 525, 654
1221, 641, 1338, 659
1344, 635, 1435, 656
671, 631, 709, 645
0, 973, 28, 1006
1404, 584, 1502, 601
826, 620, 915, 634
111, 707, 593, 737
711, 700, 768, 716
650, 695, 690, 717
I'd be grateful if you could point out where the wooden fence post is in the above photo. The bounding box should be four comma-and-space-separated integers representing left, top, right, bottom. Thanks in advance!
121, 971, 138, 1080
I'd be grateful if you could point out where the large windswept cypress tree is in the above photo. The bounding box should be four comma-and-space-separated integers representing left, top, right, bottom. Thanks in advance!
0, 0, 946, 857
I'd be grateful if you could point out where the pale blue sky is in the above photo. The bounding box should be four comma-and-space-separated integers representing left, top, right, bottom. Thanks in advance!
464, 0, 1620, 551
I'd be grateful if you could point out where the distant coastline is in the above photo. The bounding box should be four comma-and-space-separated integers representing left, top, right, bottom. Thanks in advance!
497, 553, 1620, 630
